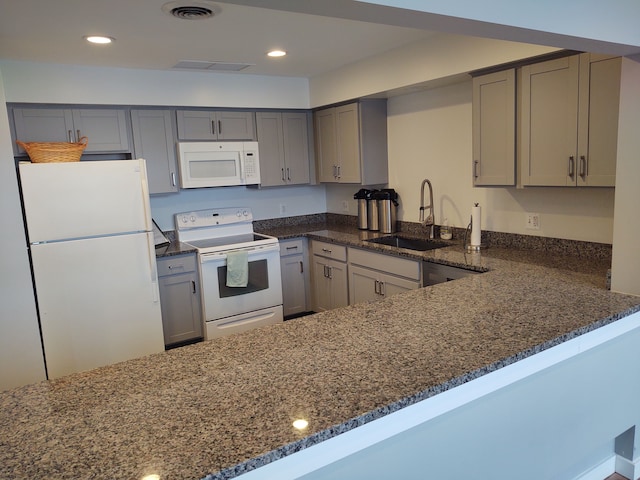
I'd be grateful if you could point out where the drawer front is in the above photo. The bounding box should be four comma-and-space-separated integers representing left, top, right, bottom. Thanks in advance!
280, 238, 305, 256
349, 247, 420, 281
311, 240, 347, 262
157, 253, 197, 277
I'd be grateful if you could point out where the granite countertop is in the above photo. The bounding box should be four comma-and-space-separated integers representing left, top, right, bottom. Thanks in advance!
2, 224, 639, 480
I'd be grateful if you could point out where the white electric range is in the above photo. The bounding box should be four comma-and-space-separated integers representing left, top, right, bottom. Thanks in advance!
175, 207, 283, 339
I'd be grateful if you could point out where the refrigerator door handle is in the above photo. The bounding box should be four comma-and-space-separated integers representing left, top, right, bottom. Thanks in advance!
146, 232, 159, 303
137, 159, 153, 232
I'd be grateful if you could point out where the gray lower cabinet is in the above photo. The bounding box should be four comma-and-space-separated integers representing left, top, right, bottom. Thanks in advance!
348, 248, 421, 304
176, 110, 256, 140
130, 109, 178, 195
157, 253, 203, 347
12, 107, 130, 155
256, 111, 311, 186
279, 238, 309, 317
310, 240, 348, 312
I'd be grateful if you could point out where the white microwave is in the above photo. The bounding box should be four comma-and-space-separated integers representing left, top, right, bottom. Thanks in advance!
177, 141, 261, 188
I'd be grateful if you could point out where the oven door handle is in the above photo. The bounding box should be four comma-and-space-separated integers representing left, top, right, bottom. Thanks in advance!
199, 243, 280, 262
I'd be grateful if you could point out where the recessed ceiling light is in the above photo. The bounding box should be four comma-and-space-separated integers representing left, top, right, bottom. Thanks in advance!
84, 35, 115, 45
267, 50, 287, 58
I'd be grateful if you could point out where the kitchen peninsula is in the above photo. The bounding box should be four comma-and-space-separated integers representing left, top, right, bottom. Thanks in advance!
1, 223, 640, 480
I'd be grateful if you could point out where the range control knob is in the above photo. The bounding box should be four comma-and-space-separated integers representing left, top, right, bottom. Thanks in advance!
236, 210, 242, 217
242, 210, 249, 217
190, 215, 196, 222
180, 215, 189, 224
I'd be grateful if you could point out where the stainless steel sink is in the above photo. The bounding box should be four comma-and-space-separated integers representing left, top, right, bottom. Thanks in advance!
365, 235, 450, 251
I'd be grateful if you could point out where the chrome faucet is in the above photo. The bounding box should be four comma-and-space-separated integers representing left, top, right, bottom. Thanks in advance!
420, 178, 435, 239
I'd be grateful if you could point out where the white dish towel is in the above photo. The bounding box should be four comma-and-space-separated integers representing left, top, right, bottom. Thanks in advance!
226, 250, 249, 287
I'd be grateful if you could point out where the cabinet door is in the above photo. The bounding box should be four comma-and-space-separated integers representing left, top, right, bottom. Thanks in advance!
216, 111, 256, 140
282, 112, 311, 185
131, 110, 178, 194
256, 112, 286, 186
176, 110, 217, 140
158, 271, 203, 346
349, 264, 380, 304
281, 253, 307, 316
335, 103, 361, 183
577, 55, 621, 187
71, 109, 130, 152
381, 273, 420, 298
312, 255, 333, 312
13, 108, 74, 154
328, 260, 349, 309
314, 108, 338, 182
521, 56, 580, 186
472, 69, 516, 186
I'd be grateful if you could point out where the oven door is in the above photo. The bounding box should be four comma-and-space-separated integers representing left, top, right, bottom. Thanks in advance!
199, 243, 282, 322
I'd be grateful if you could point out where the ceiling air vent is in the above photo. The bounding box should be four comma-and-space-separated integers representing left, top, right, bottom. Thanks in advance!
161, 1, 221, 20
173, 60, 254, 72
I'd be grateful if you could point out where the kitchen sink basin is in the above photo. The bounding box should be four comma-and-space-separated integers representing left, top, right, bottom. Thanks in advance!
365, 235, 450, 251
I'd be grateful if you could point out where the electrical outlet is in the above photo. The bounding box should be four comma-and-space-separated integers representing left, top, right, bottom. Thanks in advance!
526, 213, 540, 230
279, 204, 286, 216
341, 200, 349, 213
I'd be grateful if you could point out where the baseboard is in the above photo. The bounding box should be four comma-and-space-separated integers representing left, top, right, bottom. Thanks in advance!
575, 455, 616, 480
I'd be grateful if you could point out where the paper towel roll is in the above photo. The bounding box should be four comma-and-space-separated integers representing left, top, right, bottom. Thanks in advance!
471, 204, 481, 246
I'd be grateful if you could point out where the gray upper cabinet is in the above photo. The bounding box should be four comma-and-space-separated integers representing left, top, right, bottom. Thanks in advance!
314, 100, 388, 185
176, 110, 256, 140
12, 107, 130, 155
256, 111, 311, 187
472, 69, 516, 186
131, 109, 178, 195
576, 54, 621, 187
520, 53, 620, 187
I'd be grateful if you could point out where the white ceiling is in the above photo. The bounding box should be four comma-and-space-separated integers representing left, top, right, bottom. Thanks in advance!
0, 0, 437, 78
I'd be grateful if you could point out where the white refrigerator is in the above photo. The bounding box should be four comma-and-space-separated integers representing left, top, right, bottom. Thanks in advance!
19, 159, 165, 379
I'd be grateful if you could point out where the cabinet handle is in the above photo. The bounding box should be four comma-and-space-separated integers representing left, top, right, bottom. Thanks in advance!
332, 165, 337, 178
321, 248, 332, 254
473, 160, 479, 179
76, 130, 81, 142
191, 280, 196, 294
568, 156, 575, 178
299, 261, 304, 274
68, 130, 73, 142
211, 120, 216, 135
579, 155, 587, 178
337, 165, 341, 178
286, 246, 298, 251
168, 264, 184, 269
328, 266, 332, 279
281, 168, 285, 181
218, 120, 222, 135
286, 167, 291, 181
374, 280, 380, 295
171, 172, 176, 187
323, 264, 328, 278
379, 281, 385, 296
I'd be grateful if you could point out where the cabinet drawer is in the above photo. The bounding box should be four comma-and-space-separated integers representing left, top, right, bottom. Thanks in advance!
280, 238, 305, 256
349, 247, 420, 281
311, 240, 347, 262
157, 254, 197, 277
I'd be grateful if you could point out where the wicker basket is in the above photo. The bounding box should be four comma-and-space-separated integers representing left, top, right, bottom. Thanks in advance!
16, 137, 88, 163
